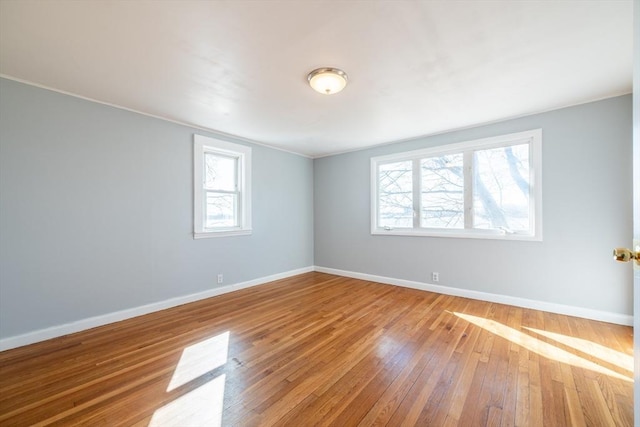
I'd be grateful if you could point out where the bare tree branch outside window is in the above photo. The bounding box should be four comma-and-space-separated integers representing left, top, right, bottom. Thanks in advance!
421, 154, 464, 228
473, 144, 529, 231
372, 129, 540, 239
205, 153, 238, 228
377, 143, 530, 232
378, 161, 413, 228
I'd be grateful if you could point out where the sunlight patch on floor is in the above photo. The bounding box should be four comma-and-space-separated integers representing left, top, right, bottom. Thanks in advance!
149, 373, 226, 427
453, 312, 632, 382
167, 331, 230, 392
150, 332, 231, 426
523, 326, 633, 373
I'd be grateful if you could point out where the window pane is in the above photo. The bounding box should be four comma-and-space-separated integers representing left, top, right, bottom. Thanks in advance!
378, 161, 413, 228
421, 154, 464, 228
205, 153, 237, 191
205, 192, 237, 228
473, 143, 530, 231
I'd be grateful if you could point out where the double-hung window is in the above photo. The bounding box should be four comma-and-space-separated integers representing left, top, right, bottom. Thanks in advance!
371, 129, 542, 240
194, 135, 252, 238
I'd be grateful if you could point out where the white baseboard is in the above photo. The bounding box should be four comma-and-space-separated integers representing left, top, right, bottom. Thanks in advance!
1, 264, 631, 352
313, 266, 633, 326
0, 266, 314, 352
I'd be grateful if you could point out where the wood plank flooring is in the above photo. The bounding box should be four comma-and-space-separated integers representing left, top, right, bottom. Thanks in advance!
0, 272, 633, 426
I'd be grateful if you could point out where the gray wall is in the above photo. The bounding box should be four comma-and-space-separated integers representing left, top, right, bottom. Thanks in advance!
0, 77, 632, 341
0, 78, 314, 339
314, 95, 633, 316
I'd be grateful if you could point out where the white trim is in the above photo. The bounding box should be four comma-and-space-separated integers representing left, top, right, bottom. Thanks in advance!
0, 266, 314, 351
194, 134, 252, 238
193, 229, 252, 239
313, 266, 633, 326
370, 227, 541, 241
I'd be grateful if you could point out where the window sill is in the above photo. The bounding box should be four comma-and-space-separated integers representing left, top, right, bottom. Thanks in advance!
371, 228, 541, 241
194, 229, 252, 239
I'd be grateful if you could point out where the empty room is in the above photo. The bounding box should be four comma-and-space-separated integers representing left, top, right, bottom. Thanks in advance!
1, 1, 638, 426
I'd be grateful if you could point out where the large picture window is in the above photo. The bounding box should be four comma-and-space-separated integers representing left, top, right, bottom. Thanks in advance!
371, 129, 542, 240
194, 135, 252, 238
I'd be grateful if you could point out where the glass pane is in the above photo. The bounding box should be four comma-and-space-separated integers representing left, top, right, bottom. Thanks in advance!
205, 153, 237, 191
473, 143, 530, 231
378, 161, 413, 228
421, 154, 464, 228
205, 192, 237, 228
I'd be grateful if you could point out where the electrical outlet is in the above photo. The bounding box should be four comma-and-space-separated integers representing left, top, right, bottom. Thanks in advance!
217, 274, 223, 284
432, 272, 439, 282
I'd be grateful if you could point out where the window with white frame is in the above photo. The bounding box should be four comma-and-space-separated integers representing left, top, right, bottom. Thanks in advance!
371, 129, 542, 240
194, 135, 252, 238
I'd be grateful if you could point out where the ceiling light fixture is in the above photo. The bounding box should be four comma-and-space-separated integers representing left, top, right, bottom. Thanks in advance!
307, 67, 348, 95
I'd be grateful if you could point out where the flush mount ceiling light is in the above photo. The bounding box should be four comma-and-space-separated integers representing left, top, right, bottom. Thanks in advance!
307, 67, 348, 95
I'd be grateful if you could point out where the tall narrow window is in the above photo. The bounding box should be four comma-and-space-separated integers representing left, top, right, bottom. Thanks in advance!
194, 135, 251, 238
371, 129, 542, 240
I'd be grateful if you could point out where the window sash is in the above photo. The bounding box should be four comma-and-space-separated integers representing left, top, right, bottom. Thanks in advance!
204, 190, 239, 229
202, 152, 242, 231
420, 153, 465, 229
201, 153, 242, 231
471, 143, 531, 233
204, 152, 239, 192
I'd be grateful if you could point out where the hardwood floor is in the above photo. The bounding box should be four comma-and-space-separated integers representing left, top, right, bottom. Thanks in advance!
0, 272, 633, 426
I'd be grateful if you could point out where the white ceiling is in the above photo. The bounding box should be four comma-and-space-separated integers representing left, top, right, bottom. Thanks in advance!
0, 1, 633, 158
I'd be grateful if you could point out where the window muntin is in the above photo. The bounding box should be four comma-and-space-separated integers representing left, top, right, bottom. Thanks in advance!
194, 135, 251, 238
371, 129, 542, 240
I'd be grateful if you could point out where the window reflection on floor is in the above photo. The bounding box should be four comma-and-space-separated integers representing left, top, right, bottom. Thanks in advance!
453, 312, 632, 382
149, 374, 226, 427
150, 331, 230, 426
522, 326, 633, 373
167, 331, 230, 392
